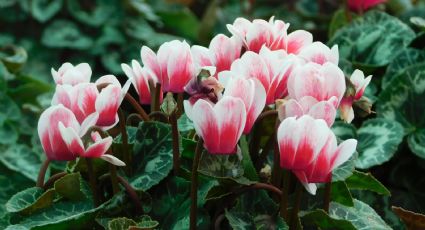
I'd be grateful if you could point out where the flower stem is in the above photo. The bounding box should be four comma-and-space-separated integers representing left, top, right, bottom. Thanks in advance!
280, 170, 290, 221
271, 117, 282, 188
324, 179, 332, 213
170, 111, 180, 175
124, 93, 150, 121
290, 180, 303, 230
190, 138, 204, 230
85, 158, 100, 206
36, 159, 50, 188
43, 172, 67, 190
116, 175, 143, 214
177, 92, 184, 118
234, 182, 282, 196
154, 83, 162, 112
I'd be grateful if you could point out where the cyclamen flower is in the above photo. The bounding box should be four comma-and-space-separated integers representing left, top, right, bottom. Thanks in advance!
220, 47, 302, 104
340, 69, 372, 123
277, 115, 357, 194
347, 0, 386, 13
223, 77, 266, 134
191, 34, 241, 75
140, 40, 196, 93
298, 42, 339, 65
287, 62, 346, 105
52, 75, 131, 129
51, 63, 92, 86
227, 17, 312, 54
278, 96, 338, 127
184, 96, 246, 154
38, 105, 124, 166
121, 60, 163, 105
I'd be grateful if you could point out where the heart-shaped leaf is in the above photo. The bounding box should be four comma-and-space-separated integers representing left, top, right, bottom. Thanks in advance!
41, 20, 93, 50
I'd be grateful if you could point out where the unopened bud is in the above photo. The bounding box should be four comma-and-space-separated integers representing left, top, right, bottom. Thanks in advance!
161, 92, 177, 116
353, 96, 373, 117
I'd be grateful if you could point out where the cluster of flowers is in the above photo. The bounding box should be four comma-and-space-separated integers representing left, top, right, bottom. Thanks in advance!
38, 16, 372, 194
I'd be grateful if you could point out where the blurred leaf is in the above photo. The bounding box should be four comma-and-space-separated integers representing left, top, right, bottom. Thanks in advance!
125, 18, 182, 47
0, 168, 33, 217
128, 0, 159, 22
407, 129, 425, 158
6, 187, 55, 215
392, 206, 425, 229
328, 9, 349, 38
156, 7, 200, 41
346, 171, 391, 195
378, 63, 425, 158
0, 144, 48, 182
30, 0, 63, 22
177, 113, 194, 134
8, 75, 53, 105
382, 48, 425, 89
129, 121, 173, 191
300, 209, 356, 230
41, 20, 93, 49
67, 0, 118, 27
0, 122, 18, 145
240, 135, 258, 181
329, 199, 392, 230
135, 215, 159, 229
356, 118, 404, 169
0, 45, 27, 72
0, 92, 21, 125
329, 11, 415, 67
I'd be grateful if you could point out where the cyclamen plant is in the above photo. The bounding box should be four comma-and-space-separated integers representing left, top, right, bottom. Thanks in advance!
36, 16, 372, 229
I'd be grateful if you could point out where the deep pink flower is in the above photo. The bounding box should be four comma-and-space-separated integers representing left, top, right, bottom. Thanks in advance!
121, 60, 163, 105
184, 96, 246, 154
51, 63, 92, 86
223, 77, 266, 134
37, 105, 124, 165
277, 115, 357, 194
347, 0, 386, 13
191, 34, 242, 76
287, 62, 346, 105
140, 40, 196, 93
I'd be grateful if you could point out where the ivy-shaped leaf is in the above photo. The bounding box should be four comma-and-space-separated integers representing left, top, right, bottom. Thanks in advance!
0, 92, 21, 125
136, 215, 159, 229
130, 121, 173, 191
329, 11, 415, 66
41, 20, 93, 50
6, 187, 55, 215
345, 171, 391, 195
332, 152, 357, 182
66, 0, 118, 27
31, 0, 63, 22
392, 206, 425, 229
53, 173, 86, 201
329, 199, 392, 230
356, 118, 404, 169
0, 122, 18, 145
331, 181, 354, 207
378, 63, 425, 158
331, 121, 357, 140
300, 209, 356, 230
107, 217, 137, 230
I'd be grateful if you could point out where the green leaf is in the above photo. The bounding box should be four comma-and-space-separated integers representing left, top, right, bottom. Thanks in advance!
407, 129, 425, 159
346, 171, 391, 195
382, 48, 425, 89
224, 210, 254, 230
0, 122, 18, 145
356, 118, 404, 169
331, 121, 357, 140
329, 199, 392, 230
41, 20, 93, 49
0, 45, 27, 72
0, 168, 33, 217
6, 187, 55, 215
378, 63, 425, 158
331, 181, 354, 207
156, 7, 200, 41
328, 9, 349, 39
31, 0, 63, 22
0, 92, 21, 125
0, 144, 48, 182
240, 135, 259, 181
53, 173, 86, 201
136, 215, 159, 229
300, 209, 356, 230
329, 11, 415, 67
107, 217, 137, 230
66, 0, 118, 27
129, 121, 173, 191
177, 113, 194, 134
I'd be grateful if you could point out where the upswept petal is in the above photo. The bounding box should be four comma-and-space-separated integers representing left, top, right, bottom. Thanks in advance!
95, 84, 121, 127
165, 40, 195, 92
100, 154, 126, 166
51, 84, 72, 108
84, 134, 113, 158
191, 45, 214, 69
286, 30, 313, 54
350, 69, 372, 100
141, 46, 161, 80
331, 139, 357, 170
298, 42, 339, 65
209, 34, 241, 74
191, 99, 220, 153
246, 19, 274, 53
231, 52, 270, 93
79, 112, 99, 137
58, 122, 85, 156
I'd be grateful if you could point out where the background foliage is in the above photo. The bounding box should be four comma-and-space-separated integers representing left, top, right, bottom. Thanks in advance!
1, 0, 425, 229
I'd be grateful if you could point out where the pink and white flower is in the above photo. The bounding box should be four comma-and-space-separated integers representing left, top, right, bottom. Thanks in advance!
184, 96, 246, 154
140, 40, 196, 93
223, 77, 266, 134
287, 62, 346, 105
278, 96, 338, 127
191, 34, 241, 76
347, 0, 386, 13
38, 104, 124, 166
277, 115, 357, 194
51, 63, 92, 86
121, 60, 162, 105
298, 42, 339, 65
340, 69, 372, 123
